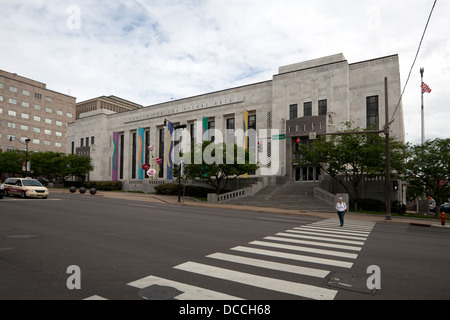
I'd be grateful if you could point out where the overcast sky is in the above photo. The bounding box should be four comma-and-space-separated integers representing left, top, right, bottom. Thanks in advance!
0, 0, 447, 144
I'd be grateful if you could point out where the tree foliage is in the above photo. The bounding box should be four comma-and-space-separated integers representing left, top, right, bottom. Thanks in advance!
183, 141, 259, 195
0, 151, 93, 182
405, 138, 450, 217
295, 122, 406, 209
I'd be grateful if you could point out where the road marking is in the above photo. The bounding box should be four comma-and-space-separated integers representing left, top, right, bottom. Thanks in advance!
207, 252, 330, 278
0, 247, 14, 251
249, 241, 358, 259
127, 275, 242, 300
274, 232, 365, 245
263, 236, 362, 251
174, 262, 338, 300
231, 246, 353, 268
294, 226, 371, 236
285, 229, 368, 241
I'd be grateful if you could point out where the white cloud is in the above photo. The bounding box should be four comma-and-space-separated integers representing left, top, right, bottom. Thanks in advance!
0, 0, 448, 144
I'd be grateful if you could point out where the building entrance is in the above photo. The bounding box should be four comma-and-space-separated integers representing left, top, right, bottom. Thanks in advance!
294, 166, 321, 182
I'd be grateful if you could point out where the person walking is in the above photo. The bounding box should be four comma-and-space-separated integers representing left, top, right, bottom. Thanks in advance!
336, 197, 347, 227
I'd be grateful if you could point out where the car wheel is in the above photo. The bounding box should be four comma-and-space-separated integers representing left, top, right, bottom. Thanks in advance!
5, 190, 10, 197
0, 194, 3, 199
21, 191, 27, 199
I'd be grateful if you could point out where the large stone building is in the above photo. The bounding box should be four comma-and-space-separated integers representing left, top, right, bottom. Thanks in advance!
67, 53, 405, 192
0, 69, 76, 153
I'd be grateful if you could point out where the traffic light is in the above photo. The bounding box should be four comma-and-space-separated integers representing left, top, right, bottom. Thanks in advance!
295, 137, 301, 151
258, 140, 263, 153
393, 181, 399, 191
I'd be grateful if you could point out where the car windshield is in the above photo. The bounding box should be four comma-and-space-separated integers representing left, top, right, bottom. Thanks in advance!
22, 180, 44, 187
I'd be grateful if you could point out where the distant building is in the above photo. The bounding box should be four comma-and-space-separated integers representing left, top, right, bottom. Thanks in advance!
0, 69, 76, 153
76, 95, 143, 120
67, 53, 405, 193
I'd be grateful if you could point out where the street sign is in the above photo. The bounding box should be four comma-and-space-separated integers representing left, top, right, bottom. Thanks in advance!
309, 132, 317, 140
272, 134, 286, 141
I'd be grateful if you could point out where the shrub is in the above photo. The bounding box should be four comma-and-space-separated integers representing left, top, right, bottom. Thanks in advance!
154, 183, 222, 198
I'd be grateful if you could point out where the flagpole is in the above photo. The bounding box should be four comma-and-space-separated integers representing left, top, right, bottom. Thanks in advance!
420, 67, 425, 145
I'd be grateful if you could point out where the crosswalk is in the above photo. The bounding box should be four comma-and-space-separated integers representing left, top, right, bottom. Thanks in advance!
85, 218, 376, 300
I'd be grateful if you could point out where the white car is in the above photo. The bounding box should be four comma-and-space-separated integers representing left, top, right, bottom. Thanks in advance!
3, 178, 49, 199
0, 184, 4, 199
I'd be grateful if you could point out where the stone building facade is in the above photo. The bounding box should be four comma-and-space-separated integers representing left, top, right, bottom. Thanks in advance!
67, 53, 405, 192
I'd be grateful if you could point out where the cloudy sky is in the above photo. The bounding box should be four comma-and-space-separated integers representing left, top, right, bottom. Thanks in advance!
0, 0, 447, 144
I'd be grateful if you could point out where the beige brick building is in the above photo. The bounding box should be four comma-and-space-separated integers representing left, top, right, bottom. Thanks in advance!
0, 69, 76, 153
76, 95, 142, 120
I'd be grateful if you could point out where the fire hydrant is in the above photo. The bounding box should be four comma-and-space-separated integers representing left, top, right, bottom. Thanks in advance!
441, 211, 447, 226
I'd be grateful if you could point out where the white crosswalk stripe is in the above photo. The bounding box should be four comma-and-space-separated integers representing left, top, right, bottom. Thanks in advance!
85, 218, 376, 300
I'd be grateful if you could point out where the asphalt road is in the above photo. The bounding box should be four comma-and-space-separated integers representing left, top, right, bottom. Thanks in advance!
1, 191, 449, 302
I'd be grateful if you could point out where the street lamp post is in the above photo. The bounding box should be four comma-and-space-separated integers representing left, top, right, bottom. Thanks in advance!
9, 137, 31, 176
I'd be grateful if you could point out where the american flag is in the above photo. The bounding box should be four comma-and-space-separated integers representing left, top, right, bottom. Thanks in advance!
421, 82, 432, 94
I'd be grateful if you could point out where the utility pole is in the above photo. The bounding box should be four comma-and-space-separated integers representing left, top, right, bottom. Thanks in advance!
385, 77, 391, 221
420, 67, 425, 145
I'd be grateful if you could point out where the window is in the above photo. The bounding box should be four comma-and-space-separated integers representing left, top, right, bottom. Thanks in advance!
33, 127, 41, 133
46, 107, 52, 113
67, 113, 73, 118
33, 139, 40, 145
34, 104, 41, 110
9, 98, 17, 105
55, 142, 62, 148
8, 110, 16, 117
56, 110, 63, 116
10, 86, 18, 93
289, 104, 298, 120
91, 136, 95, 145
0, 108, 2, 114
0, 83, 3, 89
304, 102, 312, 117
318, 100, 327, 116
247, 115, 257, 175
80, 138, 84, 147
21, 113, 29, 119
35, 93, 42, 99
366, 96, 379, 129
208, 120, 215, 142
158, 128, 164, 178
45, 119, 52, 124
46, 96, 53, 103
132, 133, 137, 179
226, 118, 235, 145
8, 122, 16, 128
44, 141, 51, 146
56, 131, 62, 137
56, 121, 63, 126
21, 125, 29, 131
0, 95, 3, 102
22, 101, 29, 108
34, 116, 41, 122
22, 90, 30, 96
45, 129, 52, 135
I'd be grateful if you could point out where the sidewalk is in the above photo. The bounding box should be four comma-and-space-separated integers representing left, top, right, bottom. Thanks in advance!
49, 188, 449, 229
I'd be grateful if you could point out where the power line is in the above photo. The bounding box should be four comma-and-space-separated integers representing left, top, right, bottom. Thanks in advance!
390, 0, 438, 124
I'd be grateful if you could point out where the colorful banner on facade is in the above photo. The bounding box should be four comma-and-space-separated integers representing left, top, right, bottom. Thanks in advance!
243, 111, 249, 178
138, 127, 145, 180
166, 122, 174, 180
112, 132, 119, 181
203, 117, 208, 141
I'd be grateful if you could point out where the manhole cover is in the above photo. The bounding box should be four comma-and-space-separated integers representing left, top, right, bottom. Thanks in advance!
5, 234, 40, 239
138, 285, 183, 300
327, 272, 375, 294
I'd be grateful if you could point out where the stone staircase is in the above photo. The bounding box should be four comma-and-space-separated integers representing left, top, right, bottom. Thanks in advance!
227, 182, 336, 212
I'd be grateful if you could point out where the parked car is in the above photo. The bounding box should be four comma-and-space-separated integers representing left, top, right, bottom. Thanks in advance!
0, 183, 4, 199
3, 177, 49, 199
439, 203, 450, 214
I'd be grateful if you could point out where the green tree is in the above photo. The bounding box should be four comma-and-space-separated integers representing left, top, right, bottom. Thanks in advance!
29, 152, 66, 181
0, 150, 26, 178
63, 154, 94, 181
183, 141, 259, 195
405, 138, 450, 217
295, 122, 406, 210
